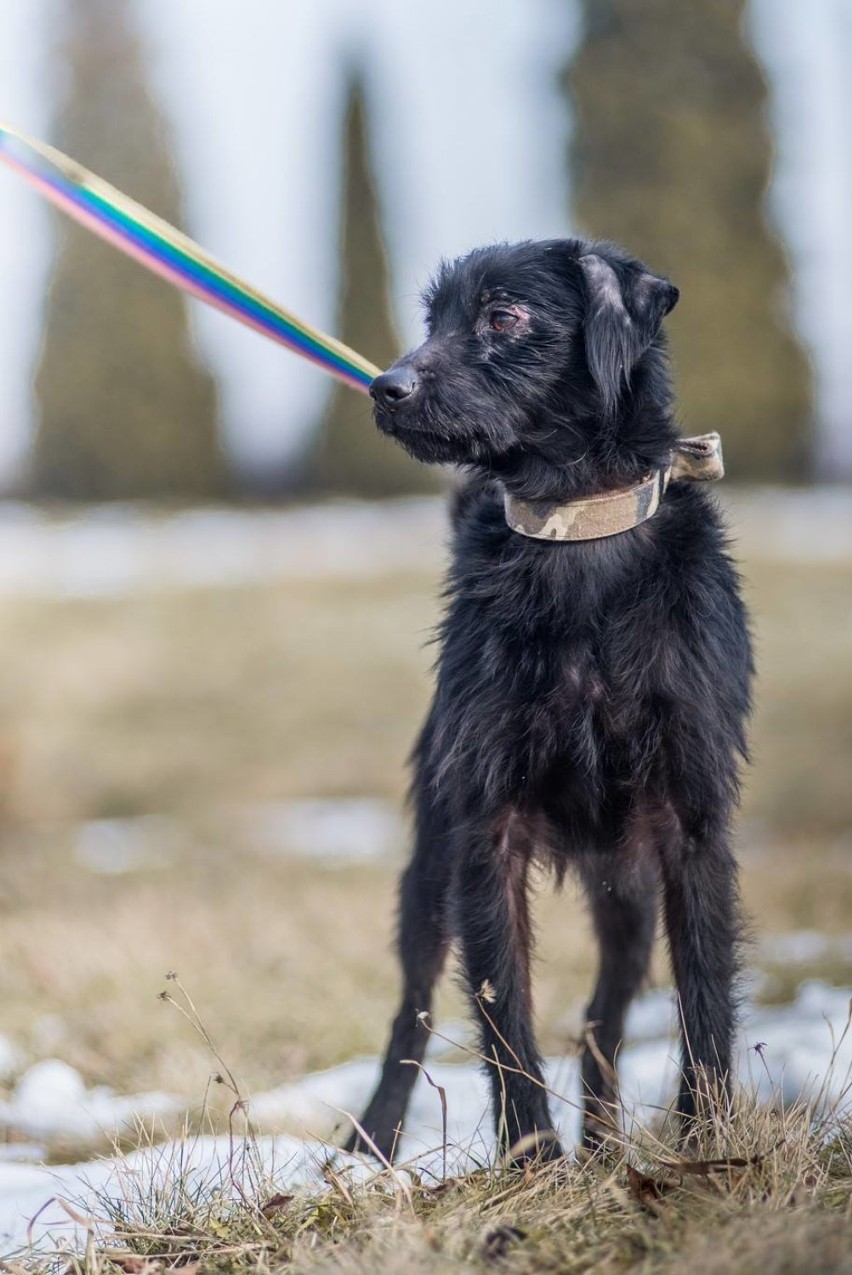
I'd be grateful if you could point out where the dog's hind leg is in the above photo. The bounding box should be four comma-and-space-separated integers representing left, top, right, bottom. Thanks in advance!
579, 854, 658, 1152
456, 813, 562, 1164
344, 794, 450, 1161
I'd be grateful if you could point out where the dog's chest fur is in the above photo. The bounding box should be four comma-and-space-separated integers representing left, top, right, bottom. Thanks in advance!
424, 476, 747, 852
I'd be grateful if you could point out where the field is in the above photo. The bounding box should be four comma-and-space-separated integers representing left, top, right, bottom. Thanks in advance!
0, 494, 850, 1269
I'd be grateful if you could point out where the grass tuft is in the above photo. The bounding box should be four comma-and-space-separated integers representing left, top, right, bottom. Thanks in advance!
21, 982, 852, 1275
33, 1094, 851, 1275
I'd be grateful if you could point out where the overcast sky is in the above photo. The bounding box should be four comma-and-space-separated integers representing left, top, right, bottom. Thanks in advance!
0, 0, 850, 484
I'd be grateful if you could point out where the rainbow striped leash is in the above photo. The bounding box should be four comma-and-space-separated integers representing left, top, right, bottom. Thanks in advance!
0, 122, 380, 395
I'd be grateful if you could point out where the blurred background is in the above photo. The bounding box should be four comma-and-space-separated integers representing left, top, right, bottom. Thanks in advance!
0, 0, 849, 1161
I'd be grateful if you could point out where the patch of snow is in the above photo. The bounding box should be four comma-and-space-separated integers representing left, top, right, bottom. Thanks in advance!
738, 981, 852, 1104
241, 798, 405, 865
723, 488, 852, 562
74, 817, 178, 875
0, 1036, 22, 1083
248, 1057, 383, 1133
66, 799, 405, 873
0, 492, 849, 602
0, 1132, 411, 1257
0, 1145, 47, 1164
248, 981, 852, 1150
0, 1061, 183, 1143
423, 1018, 477, 1060
623, 987, 677, 1041
0, 500, 448, 599
760, 930, 852, 965
245, 1047, 666, 1160
30, 1015, 69, 1055
0, 981, 850, 1256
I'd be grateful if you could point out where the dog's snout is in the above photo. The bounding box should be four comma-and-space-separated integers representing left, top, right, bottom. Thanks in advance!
370, 366, 419, 408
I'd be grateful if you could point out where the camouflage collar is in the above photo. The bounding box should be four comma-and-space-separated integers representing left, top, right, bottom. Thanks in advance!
503, 432, 724, 542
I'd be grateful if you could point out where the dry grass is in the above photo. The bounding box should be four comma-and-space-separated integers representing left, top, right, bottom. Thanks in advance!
0, 572, 434, 823
41, 1092, 852, 1274
0, 554, 849, 831
740, 557, 852, 835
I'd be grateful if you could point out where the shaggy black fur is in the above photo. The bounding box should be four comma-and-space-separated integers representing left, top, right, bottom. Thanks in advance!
344, 238, 752, 1163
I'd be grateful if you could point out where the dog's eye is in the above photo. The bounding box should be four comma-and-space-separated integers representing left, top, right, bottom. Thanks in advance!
489, 309, 518, 333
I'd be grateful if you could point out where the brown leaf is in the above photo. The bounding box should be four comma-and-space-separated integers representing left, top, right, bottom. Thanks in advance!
261, 1193, 294, 1218
109, 1258, 162, 1275
626, 1163, 676, 1214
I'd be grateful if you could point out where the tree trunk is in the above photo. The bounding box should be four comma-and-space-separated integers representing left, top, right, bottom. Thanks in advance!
32, 0, 225, 501
567, 0, 813, 480
302, 72, 437, 498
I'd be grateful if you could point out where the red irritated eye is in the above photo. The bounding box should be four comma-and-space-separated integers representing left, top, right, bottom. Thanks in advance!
489, 309, 518, 333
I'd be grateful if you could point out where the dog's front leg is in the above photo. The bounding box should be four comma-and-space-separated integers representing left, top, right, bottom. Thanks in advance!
659, 820, 740, 1127
456, 818, 562, 1164
344, 786, 450, 1162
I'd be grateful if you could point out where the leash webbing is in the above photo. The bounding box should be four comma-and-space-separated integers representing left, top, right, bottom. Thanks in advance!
0, 122, 380, 395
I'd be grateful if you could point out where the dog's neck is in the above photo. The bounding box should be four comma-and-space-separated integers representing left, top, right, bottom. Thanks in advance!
495, 391, 681, 499
502, 434, 724, 542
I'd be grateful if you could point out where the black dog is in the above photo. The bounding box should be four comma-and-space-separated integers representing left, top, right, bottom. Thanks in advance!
346, 238, 752, 1162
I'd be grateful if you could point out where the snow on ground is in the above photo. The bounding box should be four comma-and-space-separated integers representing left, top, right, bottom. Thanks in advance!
235, 798, 405, 866
73, 816, 182, 875
0, 489, 850, 601
0, 1060, 182, 1144
248, 980, 852, 1155
0, 979, 849, 1257
760, 930, 852, 965
0, 500, 448, 598
68, 798, 406, 874
0, 1037, 22, 1085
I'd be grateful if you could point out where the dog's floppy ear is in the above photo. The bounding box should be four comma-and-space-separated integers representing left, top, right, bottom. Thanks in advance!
578, 253, 679, 416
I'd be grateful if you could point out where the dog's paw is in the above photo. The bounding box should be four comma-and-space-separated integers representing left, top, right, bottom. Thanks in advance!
341, 1123, 400, 1164
506, 1129, 565, 1169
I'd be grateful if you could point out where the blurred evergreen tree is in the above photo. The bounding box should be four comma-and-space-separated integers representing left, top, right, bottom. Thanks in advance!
303, 72, 436, 497
567, 0, 812, 480
32, 0, 225, 501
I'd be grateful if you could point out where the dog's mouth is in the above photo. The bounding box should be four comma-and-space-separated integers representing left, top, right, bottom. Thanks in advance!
373, 402, 464, 465
372, 396, 429, 439
372, 402, 402, 435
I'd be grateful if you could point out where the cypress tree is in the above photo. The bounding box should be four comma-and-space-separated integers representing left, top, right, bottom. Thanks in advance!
567, 0, 812, 480
304, 72, 436, 497
32, 0, 224, 501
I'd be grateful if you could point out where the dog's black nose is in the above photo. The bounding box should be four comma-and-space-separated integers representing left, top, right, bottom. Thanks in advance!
370, 367, 418, 408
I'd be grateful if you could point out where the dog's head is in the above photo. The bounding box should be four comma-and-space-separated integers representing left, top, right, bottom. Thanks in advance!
370, 239, 679, 483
